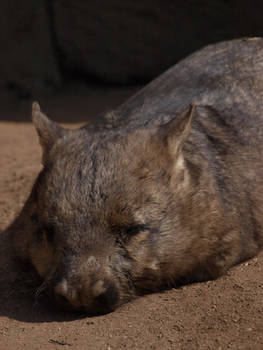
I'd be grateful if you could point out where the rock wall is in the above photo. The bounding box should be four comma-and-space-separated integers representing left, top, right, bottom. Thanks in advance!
1, 1, 263, 96
0, 1, 61, 97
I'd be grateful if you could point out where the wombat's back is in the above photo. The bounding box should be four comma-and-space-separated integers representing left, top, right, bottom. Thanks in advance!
111, 37, 263, 132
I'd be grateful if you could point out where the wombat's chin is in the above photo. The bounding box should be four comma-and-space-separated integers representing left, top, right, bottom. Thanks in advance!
51, 293, 119, 316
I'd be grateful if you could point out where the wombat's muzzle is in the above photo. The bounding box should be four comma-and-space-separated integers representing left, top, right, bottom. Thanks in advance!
52, 277, 119, 315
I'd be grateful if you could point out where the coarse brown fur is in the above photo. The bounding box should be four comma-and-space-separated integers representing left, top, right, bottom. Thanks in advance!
10, 37, 263, 314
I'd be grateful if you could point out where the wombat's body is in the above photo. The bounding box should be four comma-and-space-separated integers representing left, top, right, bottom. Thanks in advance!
12, 38, 263, 313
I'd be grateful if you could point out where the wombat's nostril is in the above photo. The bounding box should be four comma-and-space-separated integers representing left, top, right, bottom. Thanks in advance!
54, 279, 80, 310
93, 282, 119, 311
92, 280, 106, 297
54, 278, 69, 298
55, 293, 72, 308
54, 279, 71, 307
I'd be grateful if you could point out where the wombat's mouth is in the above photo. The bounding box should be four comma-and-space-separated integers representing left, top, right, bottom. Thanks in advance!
52, 292, 118, 316
52, 293, 83, 313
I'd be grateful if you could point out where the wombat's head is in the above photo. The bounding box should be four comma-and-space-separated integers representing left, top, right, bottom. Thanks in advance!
12, 102, 193, 314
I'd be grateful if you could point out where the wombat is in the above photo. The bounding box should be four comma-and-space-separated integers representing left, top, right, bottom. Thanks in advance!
11, 38, 263, 314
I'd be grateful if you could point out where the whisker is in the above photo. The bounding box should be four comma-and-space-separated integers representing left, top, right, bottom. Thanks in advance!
34, 281, 48, 306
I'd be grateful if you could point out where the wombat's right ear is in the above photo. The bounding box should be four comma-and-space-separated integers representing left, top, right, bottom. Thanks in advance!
158, 104, 194, 159
32, 102, 68, 164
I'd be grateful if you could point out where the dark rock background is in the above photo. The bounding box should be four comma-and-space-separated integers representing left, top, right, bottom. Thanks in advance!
1, 1, 263, 97
0, 1, 61, 97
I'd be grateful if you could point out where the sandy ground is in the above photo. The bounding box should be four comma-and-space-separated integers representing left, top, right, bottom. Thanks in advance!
0, 85, 263, 350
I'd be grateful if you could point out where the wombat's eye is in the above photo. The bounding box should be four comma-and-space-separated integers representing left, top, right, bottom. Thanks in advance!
112, 223, 149, 244
122, 224, 149, 240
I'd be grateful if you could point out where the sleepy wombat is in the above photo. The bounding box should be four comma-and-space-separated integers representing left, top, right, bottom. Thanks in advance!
11, 38, 263, 314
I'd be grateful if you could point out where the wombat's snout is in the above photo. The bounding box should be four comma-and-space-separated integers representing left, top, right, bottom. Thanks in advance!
53, 278, 119, 314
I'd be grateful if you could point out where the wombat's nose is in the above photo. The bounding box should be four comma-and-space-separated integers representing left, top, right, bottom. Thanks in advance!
54, 278, 119, 314
54, 279, 81, 310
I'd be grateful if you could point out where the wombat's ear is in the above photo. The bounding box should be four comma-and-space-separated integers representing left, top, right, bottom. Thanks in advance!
159, 104, 194, 158
32, 102, 68, 164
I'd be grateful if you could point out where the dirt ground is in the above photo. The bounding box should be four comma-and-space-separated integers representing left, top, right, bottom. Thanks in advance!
0, 84, 263, 350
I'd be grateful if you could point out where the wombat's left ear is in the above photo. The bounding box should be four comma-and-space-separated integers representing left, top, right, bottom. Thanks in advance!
31, 102, 69, 164
159, 104, 194, 158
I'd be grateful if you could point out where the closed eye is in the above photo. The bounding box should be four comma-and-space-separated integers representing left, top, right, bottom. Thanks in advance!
115, 224, 149, 244
124, 224, 149, 237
